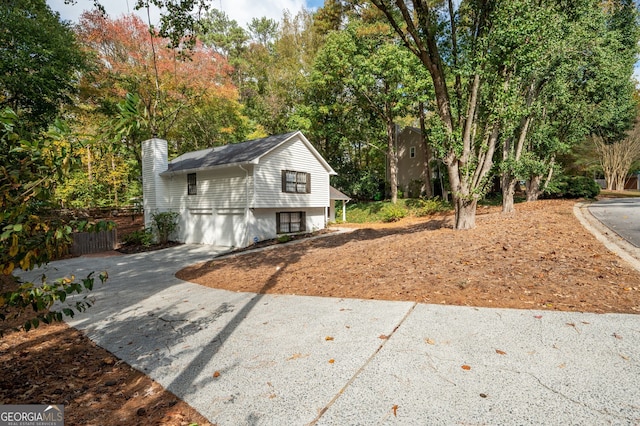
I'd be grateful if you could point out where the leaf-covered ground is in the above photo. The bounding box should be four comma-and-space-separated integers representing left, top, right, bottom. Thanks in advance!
0, 316, 213, 426
178, 199, 640, 314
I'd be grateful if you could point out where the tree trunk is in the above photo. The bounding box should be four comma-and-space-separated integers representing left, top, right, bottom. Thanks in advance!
605, 171, 614, 190
455, 197, 478, 230
448, 161, 478, 230
387, 120, 398, 203
501, 83, 535, 214
419, 101, 433, 198
86, 146, 93, 182
111, 156, 118, 207
501, 173, 517, 214
526, 175, 542, 202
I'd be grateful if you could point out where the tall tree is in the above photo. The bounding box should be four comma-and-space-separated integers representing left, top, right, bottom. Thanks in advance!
586, 0, 640, 191
77, 11, 241, 155
248, 17, 279, 48
594, 120, 640, 190
305, 25, 387, 200
344, 21, 430, 203
0, 0, 87, 130
503, 0, 640, 207
238, 10, 322, 136
198, 8, 249, 91
493, 0, 562, 213
370, 0, 639, 227
370, 0, 506, 228
58, 12, 248, 207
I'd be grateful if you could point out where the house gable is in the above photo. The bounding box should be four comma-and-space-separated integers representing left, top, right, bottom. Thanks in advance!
252, 133, 332, 209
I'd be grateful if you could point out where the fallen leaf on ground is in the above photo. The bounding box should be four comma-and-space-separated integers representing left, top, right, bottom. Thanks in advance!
534, 315, 543, 319
461, 365, 471, 370
379, 334, 388, 340
424, 338, 435, 345
392, 405, 398, 416
613, 333, 623, 340
325, 336, 334, 341
213, 371, 220, 378
287, 353, 309, 361
328, 359, 335, 364
495, 349, 506, 355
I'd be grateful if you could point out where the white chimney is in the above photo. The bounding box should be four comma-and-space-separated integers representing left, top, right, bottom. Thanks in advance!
141, 138, 169, 229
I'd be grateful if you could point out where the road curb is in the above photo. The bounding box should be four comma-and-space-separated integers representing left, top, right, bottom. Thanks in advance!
573, 201, 640, 274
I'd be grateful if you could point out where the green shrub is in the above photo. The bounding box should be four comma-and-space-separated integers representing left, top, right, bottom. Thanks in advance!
380, 203, 407, 222
544, 175, 600, 199
151, 211, 179, 244
408, 197, 450, 216
566, 176, 600, 199
277, 234, 292, 243
122, 229, 154, 247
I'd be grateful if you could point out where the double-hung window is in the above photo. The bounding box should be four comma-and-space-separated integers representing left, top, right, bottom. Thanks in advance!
277, 212, 305, 234
282, 170, 310, 193
187, 173, 197, 195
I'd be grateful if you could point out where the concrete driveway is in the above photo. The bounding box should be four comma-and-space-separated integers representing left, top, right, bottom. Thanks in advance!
16, 222, 640, 425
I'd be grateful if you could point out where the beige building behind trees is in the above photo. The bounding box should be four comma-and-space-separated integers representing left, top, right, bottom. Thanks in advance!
392, 126, 445, 199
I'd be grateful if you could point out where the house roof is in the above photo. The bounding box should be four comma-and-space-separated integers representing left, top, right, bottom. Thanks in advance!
160, 131, 336, 175
329, 186, 351, 201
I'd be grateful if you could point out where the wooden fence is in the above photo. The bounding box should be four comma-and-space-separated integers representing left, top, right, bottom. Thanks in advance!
70, 229, 118, 256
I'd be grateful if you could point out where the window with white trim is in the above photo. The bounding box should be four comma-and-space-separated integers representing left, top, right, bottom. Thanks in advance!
410, 146, 416, 158
282, 170, 310, 193
277, 212, 306, 233
187, 173, 197, 195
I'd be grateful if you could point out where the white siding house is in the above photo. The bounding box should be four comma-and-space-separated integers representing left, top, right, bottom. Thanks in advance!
142, 131, 337, 247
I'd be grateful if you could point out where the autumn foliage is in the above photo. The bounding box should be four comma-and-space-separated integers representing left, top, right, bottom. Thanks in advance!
77, 11, 237, 101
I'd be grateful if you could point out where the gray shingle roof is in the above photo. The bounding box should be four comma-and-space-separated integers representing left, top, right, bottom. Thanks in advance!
163, 131, 299, 174
329, 186, 351, 200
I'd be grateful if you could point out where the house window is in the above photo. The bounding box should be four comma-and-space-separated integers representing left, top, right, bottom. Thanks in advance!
187, 173, 197, 195
410, 146, 416, 158
282, 170, 310, 193
277, 212, 306, 233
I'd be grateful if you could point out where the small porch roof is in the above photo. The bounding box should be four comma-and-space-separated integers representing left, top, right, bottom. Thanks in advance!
329, 186, 350, 201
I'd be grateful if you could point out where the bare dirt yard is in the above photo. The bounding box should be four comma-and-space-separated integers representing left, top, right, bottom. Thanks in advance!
1, 198, 639, 425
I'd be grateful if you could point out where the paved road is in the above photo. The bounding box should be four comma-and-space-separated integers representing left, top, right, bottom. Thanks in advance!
16, 229, 640, 425
589, 197, 640, 248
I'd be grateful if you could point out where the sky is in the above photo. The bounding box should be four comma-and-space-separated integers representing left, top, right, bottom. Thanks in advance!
46, 0, 326, 28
